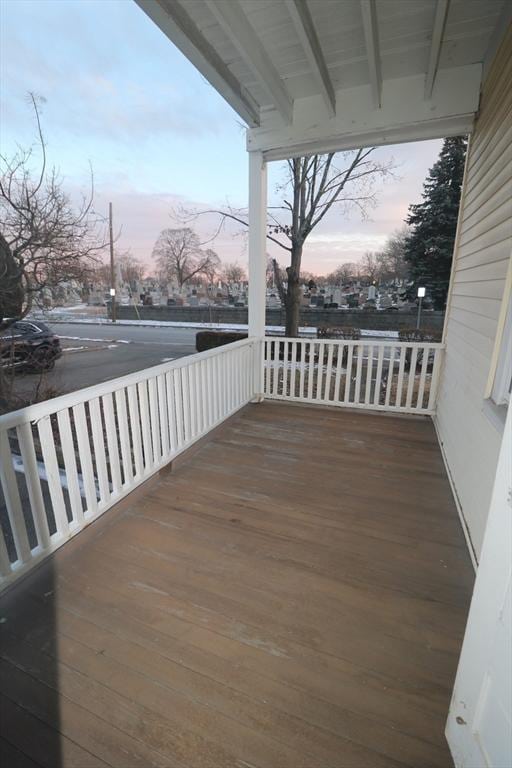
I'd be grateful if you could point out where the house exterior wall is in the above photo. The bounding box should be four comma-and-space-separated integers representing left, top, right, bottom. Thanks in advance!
435, 24, 512, 563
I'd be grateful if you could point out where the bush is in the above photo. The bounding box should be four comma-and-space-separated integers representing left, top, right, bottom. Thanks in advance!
196, 330, 247, 352
317, 326, 361, 340
399, 328, 442, 372
398, 328, 442, 343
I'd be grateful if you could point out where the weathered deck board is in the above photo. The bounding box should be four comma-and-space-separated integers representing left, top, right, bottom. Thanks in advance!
0, 402, 474, 767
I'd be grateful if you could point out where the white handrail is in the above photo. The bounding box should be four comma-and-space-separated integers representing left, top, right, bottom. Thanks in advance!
263, 336, 444, 415
0, 338, 259, 591
0, 336, 256, 430
0, 333, 445, 592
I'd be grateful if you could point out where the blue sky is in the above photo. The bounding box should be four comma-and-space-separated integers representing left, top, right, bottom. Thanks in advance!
0, 0, 442, 274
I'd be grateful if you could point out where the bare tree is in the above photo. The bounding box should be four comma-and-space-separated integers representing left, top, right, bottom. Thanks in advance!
376, 227, 409, 283
152, 227, 220, 289
360, 252, 381, 283
182, 149, 392, 336
328, 262, 358, 285
94, 250, 145, 292
221, 261, 247, 284
118, 251, 146, 288
201, 249, 221, 286
0, 94, 107, 324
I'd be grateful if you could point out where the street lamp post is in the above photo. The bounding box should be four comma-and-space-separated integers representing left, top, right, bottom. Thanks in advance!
109, 202, 116, 324
416, 286, 426, 330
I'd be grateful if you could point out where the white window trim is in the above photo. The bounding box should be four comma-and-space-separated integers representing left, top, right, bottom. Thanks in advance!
491, 297, 511, 406
485, 253, 512, 407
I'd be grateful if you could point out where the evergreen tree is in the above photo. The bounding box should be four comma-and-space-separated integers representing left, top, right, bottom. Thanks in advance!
404, 137, 467, 309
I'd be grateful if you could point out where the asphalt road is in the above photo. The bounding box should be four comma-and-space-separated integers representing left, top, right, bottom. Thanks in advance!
9, 320, 398, 403
14, 322, 199, 399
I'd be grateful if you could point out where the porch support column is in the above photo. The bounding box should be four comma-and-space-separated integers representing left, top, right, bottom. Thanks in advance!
248, 150, 267, 399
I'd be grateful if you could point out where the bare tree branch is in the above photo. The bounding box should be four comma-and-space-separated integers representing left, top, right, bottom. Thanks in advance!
178, 147, 394, 336
0, 94, 107, 327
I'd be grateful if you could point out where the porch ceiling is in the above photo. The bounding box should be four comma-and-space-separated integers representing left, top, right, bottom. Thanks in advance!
0, 402, 474, 766
135, 0, 510, 159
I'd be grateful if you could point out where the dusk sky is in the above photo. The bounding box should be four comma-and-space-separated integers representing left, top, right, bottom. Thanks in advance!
0, 0, 443, 275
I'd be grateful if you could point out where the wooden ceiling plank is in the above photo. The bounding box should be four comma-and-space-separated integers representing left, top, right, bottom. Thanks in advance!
285, 0, 336, 117
206, 0, 294, 124
360, 0, 382, 109
425, 0, 450, 99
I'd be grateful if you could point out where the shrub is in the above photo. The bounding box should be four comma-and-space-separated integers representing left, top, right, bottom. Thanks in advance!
196, 330, 247, 352
398, 329, 441, 371
399, 328, 442, 343
317, 326, 361, 340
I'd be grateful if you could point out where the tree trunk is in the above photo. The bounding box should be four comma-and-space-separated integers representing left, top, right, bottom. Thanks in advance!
285, 279, 300, 336
284, 243, 303, 337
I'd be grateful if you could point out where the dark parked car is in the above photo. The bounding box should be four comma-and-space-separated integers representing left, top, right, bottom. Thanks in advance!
0, 320, 62, 372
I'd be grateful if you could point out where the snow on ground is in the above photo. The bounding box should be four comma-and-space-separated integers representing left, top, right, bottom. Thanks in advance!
57, 335, 131, 344
11, 453, 100, 498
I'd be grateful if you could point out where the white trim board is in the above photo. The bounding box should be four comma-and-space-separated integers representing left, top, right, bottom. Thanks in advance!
247, 66, 481, 160
433, 414, 478, 571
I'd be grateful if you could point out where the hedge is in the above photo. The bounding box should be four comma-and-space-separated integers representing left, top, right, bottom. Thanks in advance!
398, 328, 442, 343
317, 326, 361, 340
196, 330, 248, 352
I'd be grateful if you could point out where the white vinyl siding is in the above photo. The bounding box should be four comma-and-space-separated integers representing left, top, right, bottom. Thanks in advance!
435, 25, 512, 562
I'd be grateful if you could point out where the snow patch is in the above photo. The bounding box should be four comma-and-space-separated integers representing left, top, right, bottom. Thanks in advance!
58, 335, 131, 344
11, 453, 101, 498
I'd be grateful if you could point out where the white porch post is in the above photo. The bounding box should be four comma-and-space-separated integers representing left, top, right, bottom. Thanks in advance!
248, 150, 267, 399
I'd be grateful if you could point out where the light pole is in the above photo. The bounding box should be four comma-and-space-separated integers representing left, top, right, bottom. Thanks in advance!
109, 202, 116, 324
416, 286, 426, 330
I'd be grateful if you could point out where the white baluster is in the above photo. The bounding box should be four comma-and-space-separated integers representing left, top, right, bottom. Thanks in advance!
0, 429, 32, 562
138, 380, 153, 470
89, 397, 110, 506
323, 343, 334, 401
114, 390, 134, 488
56, 410, 84, 525
373, 346, 385, 407
334, 343, 344, 402
364, 344, 374, 405
395, 346, 407, 408
102, 393, 122, 495
148, 376, 161, 462
157, 374, 170, 458
72, 403, 98, 515
126, 384, 143, 479
17, 421, 51, 547
354, 344, 364, 404
344, 345, 354, 403
385, 346, 396, 407
405, 348, 419, 409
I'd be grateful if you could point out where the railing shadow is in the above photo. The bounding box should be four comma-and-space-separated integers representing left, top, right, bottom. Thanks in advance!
0, 559, 62, 766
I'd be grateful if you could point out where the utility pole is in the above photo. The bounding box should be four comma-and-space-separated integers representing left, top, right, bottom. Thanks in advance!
109, 202, 116, 323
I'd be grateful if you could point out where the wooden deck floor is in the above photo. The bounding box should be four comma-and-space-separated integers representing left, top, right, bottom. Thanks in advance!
0, 402, 474, 768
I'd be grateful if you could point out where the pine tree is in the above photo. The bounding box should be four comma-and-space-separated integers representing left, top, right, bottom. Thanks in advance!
404, 137, 467, 310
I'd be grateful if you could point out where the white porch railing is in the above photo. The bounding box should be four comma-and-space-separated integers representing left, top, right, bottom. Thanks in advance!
0, 334, 445, 593
264, 337, 444, 415
0, 338, 258, 591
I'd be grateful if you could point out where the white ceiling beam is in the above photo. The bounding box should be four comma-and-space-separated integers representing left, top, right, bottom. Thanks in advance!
135, 0, 260, 127
360, 0, 382, 109
205, 0, 293, 125
425, 0, 450, 99
285, 0, 335, 117
247, 64, 481, 161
